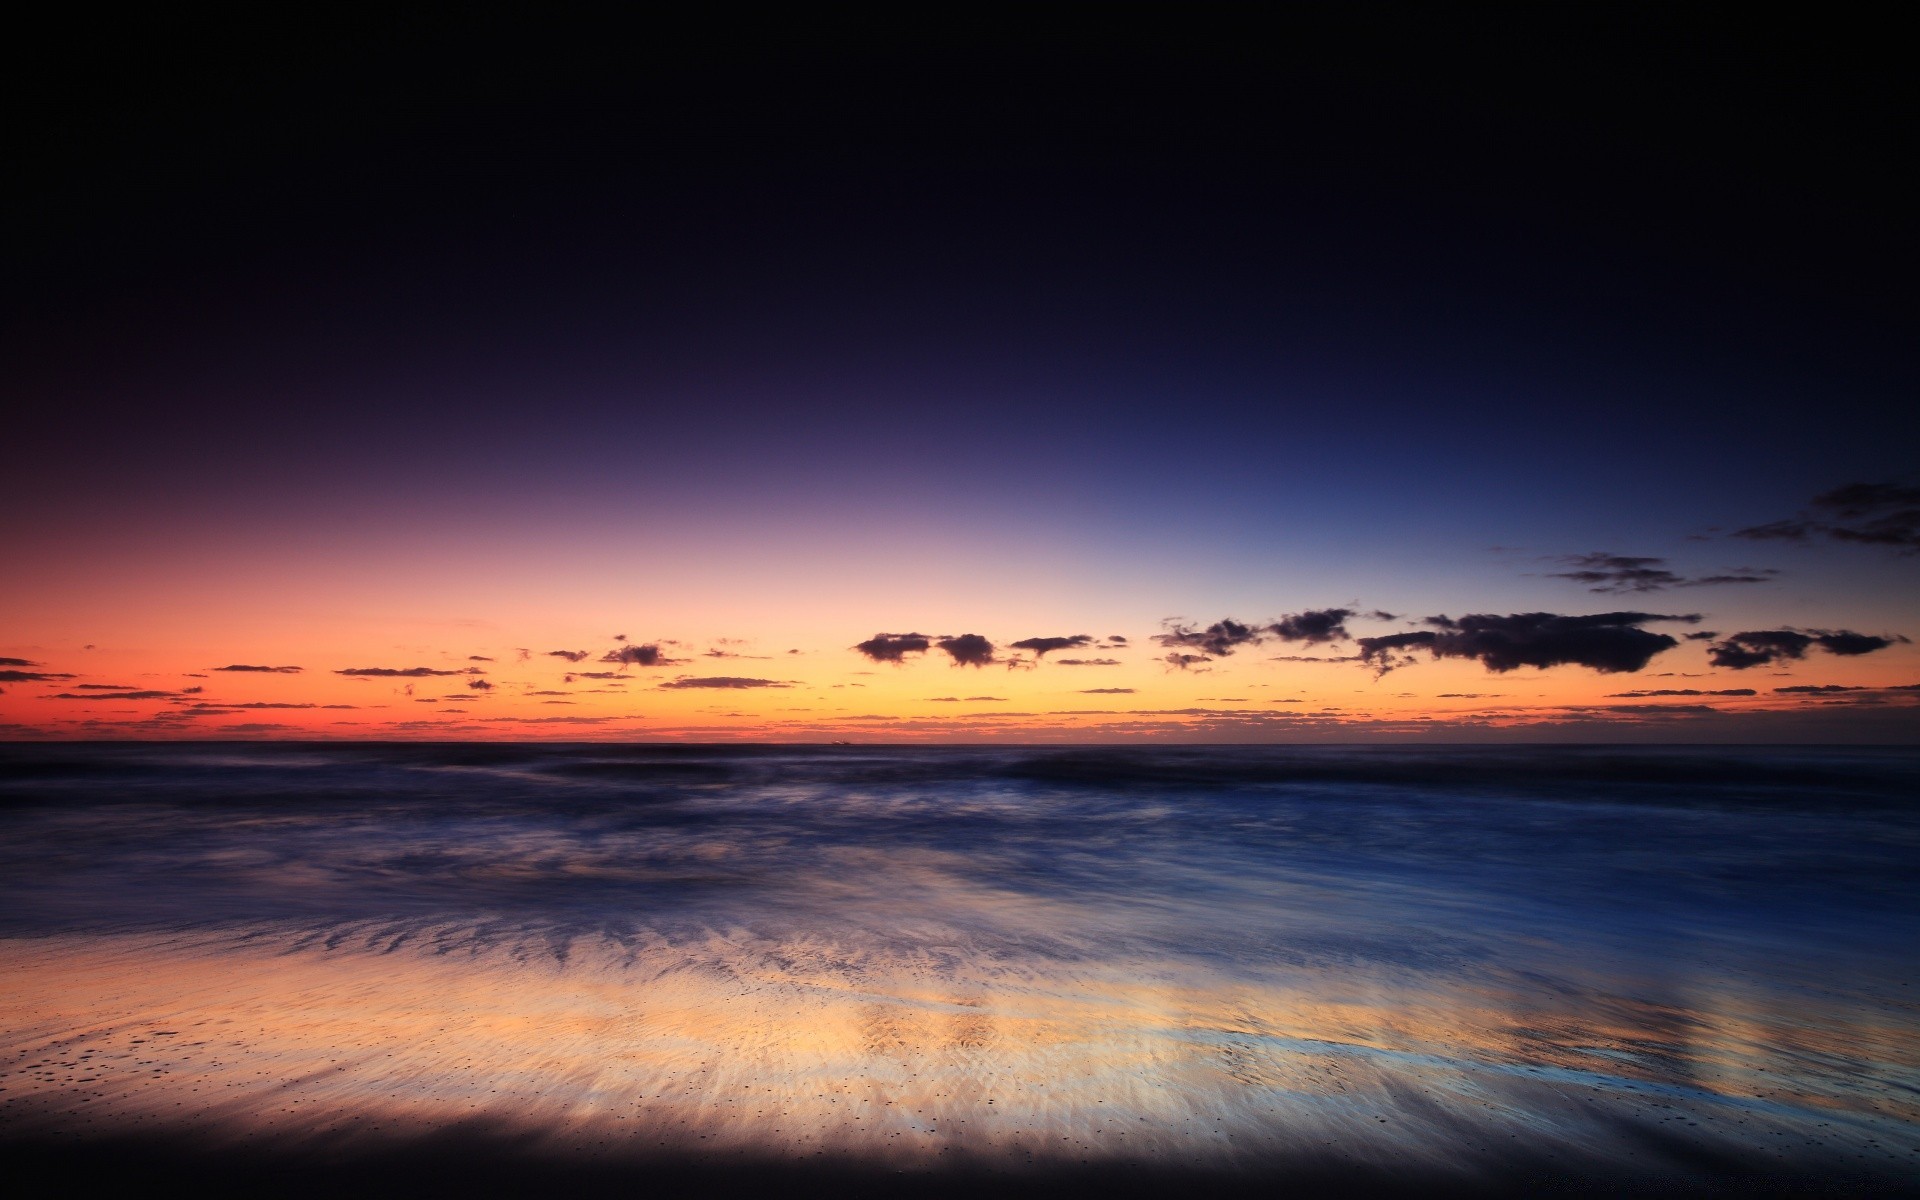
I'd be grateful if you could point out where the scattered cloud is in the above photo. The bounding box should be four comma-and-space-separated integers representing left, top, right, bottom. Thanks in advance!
1547, 552, 1778, 593
1268, 608, 1354, 643
46, 690, 177, 700
467, 678, 494, 690
657, 676, 791, 689
964, 695, 1005, 702
853, 632, 932, 663
937, 634, 996, 667
545, 650, 591, 662
1734, 482, 1920, 553
601, 644, 681, 667
1009, 635, 1093, 658
1706, 629, 1908, 669
1162, 652, 1213, 671
336, 667, 470, 677
1080, 687, 1136, 694
1053, 658, 1122, 666
1356, 612, 1699, 676
1606, 688, 1757, 697
1154, 618, 1263, 657
0, 657, 41, 667
213, 664, 303, 673
468, 655, 494, 662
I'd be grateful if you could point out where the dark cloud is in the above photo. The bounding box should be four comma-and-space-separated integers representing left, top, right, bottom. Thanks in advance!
1162, 652, 1213, 671
1081, 687, 1136, 694
601, 644, 681, 667
1606, 688, 1757, 697
0, 657, 39, 667
1106, 635, 1128, 645
467, 678, 494, 690
46, 690, 177, 700
1357, 612, 1698, 676
1366, 611, 1398, 622
468, 655, 494, 662
1267, 609, 1354, 643
1706, 629, 1907, 669
1053, 658, 1122, 666
657, 676, 790, 689
1683, 631, 1720, 641
1817, 631, 1906, 656
1734, 482, 1920, 553
937, 634, 996, 667
213, 664, 303, 673
964, 695, 1006, 701
1270, 654, 1361, 662
545, 650, 591, 662
1154, 618, 1263, 657
336, 667, 467, 677
71, 682, 143, 690
1548, 552, 1777, 593
1775, 684, 1863, 694
1009, 635, 1093, 658
565, 671, 627, 681
853, 633, 932, 663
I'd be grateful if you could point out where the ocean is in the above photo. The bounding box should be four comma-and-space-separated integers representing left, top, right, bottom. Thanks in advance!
1, 742, 1916, 1195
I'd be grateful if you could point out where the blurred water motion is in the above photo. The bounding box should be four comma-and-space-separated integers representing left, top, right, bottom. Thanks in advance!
1, 744, 1916, 1188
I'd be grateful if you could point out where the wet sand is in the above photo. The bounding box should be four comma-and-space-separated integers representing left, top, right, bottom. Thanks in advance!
2, 744, 1916, 1194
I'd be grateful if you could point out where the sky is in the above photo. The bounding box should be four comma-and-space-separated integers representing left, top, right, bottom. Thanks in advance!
3, 10, 1915, 742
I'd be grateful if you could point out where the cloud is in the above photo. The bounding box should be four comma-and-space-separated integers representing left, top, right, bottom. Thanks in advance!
1162, 652, 1213, 671
1356, 612, 1699, 676
1683, 631, 1720, 641
1009, 635, 1093, 658
213, 664, 303, 673
1080, 687, 1136, 694
1154, 618, 1263, 657
1605, 688, 1757, 697
601, 644, 682, 667
1366, 611, 1398, 622
46, 690, 177, 700
468, 655, 494, 662
1053, 658, 1122, 666
565, 671, 627, 681
964, 695, 1005, 701
657, 676, 791, 689
1105, 635, 1128, 645
545, 650, 591, 662
0, 657, 40, 667
467, 678, 494, 690
1705, 629, 1908, 669
336, 667, 468, 677
937, 634, 996, 667
1267, 608, 1354, 643
1547, 552, 1777, 593
1775, 684, 1863, 694
1734, 482, 1920, 553
853, 632, 932, 663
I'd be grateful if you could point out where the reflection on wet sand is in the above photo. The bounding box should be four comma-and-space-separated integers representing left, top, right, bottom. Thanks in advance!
2, 919, 1914, 1185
